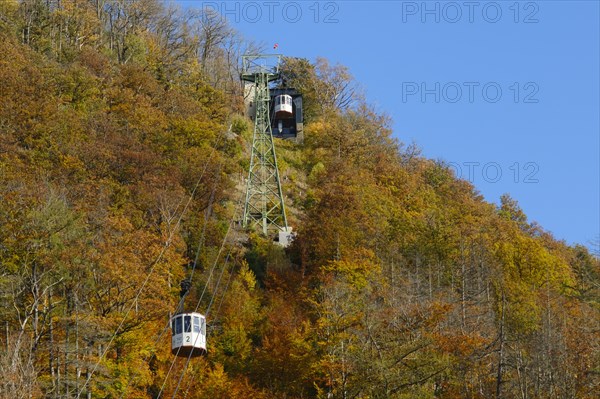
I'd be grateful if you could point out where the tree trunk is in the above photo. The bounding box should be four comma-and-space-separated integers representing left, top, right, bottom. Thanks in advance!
496, 292, 506, 399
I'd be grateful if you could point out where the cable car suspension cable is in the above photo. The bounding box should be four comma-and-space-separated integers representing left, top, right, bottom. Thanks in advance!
116, 168, 223, 399
157, 191, 243, 398
75, 134, 225, 399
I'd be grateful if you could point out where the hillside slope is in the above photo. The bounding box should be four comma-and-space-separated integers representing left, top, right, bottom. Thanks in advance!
1, 2, 599, 398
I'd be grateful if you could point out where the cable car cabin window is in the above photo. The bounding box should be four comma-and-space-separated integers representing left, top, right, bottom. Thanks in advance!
184, 315, 192, 333
193, 316, 200, 333
201, 318, 206, 335
174, 316, 182, 335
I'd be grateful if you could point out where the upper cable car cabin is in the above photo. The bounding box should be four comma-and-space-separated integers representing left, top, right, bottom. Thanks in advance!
171, 312, 206, 357
274, 94, 293, 118
270, 88, 303, 143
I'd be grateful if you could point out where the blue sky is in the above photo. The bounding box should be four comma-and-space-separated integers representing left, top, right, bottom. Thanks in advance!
178, 1, 599, 249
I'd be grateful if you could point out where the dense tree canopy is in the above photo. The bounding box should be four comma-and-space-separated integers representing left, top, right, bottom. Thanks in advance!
1, 1, 599, 398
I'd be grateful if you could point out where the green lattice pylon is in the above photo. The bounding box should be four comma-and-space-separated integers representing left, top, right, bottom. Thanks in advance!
241, 55, 288, 236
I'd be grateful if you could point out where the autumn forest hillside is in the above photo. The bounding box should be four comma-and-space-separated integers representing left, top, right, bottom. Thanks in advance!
1, 1, 599, 398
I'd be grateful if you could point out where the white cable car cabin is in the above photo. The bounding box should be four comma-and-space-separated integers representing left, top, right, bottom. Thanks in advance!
274, 94, 293, 118
171, 312, 206, 357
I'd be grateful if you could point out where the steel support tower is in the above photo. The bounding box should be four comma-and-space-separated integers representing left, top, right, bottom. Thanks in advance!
241, 55, 288, 236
